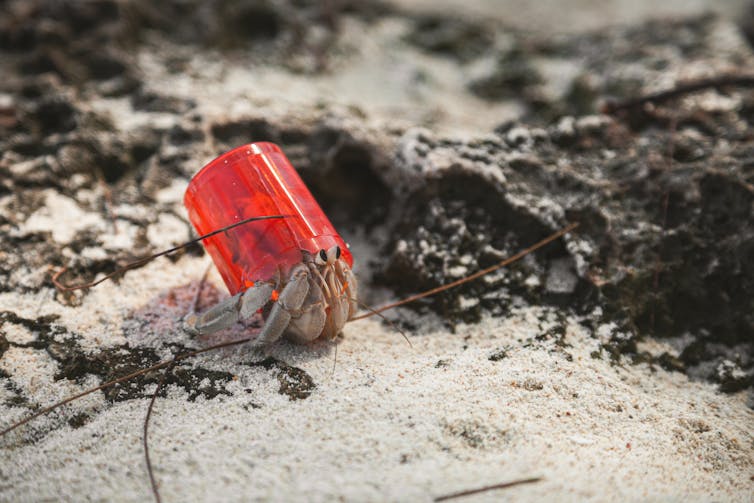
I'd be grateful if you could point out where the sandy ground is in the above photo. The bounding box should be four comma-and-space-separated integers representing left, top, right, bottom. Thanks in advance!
1, 253, 753, 502
1, 1, 754, 502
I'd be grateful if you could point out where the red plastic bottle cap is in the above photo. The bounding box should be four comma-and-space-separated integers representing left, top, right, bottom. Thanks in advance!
184, 142, 352, 295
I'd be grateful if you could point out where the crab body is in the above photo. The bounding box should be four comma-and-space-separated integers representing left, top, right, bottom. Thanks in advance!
182, 142, 357, 345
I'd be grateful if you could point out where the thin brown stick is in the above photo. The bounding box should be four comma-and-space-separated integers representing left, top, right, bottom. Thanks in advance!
5, 223, 576, 438
351, 223, 579, 321
602, 74, 754, 114
0, 337, 252, 437
52, 215, 289, 291
434, 476, 542, 502
143, 265, 211, 503
144, 362, 175, 503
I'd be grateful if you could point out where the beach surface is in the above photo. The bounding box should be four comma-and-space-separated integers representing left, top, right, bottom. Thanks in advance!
1, 1, 752, 501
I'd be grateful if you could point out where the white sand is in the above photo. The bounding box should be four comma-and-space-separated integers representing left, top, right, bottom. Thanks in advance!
1, 252, 752, 502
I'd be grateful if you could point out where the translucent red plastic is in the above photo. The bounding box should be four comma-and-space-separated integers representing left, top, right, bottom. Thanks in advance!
184, 142, 352, 295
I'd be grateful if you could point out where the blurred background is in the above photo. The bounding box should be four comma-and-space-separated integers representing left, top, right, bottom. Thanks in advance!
1, 1, 752, 392
2, 0, 753, 135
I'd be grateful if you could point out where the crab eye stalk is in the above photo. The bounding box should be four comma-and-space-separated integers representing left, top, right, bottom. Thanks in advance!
317, 249, 328, 265
325, 245, 341, 264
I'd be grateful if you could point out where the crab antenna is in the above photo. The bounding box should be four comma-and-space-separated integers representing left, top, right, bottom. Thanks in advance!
52, 214, 290, 291
351, 222, 579, 321
3, 223, 577, 438
352, 298, 412, 348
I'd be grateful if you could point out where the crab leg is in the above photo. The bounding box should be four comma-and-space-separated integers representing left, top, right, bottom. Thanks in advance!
252, 264, 311, 347
184, 282, 274, 336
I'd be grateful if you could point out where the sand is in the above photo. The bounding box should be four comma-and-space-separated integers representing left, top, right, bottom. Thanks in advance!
1, 254, 752, 501
1, 1, 753, 501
